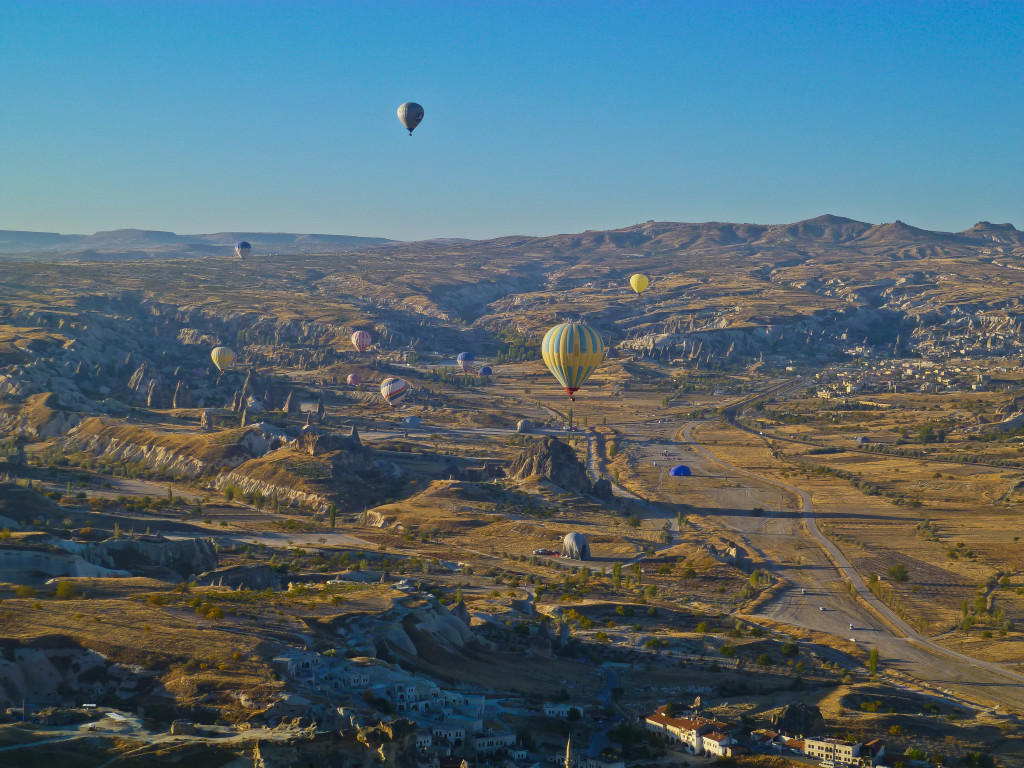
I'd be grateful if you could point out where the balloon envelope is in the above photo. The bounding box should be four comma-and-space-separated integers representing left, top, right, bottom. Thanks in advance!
541, 321, 605, 399
397, 102, 424, 135
351, 331, 372, 352
235, 241, 252, 260
478, 365, 493, 376
380, 377, 410, 407
629, 273, 649, 294
210, 346, 236, 372
346, 373, 362, 386
457, 352, 475, 373
669, 465, 692, 477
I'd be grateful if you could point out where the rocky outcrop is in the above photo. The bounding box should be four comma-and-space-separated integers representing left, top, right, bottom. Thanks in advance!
296, 426, 375, 472
86, 535, 217, 581
0, 392, 81, 439
145, 378, 164, 408
450, 598, 472, 628
508, 436, 592, 493
0, 644, 143, 709
331, 597, 480, 663
770, 702, 825, 738
195, 564, 279, 590
172, 381, 191, 409
0, 545, 131, 584
592, 478, 613, 500
283, 391, 300, 415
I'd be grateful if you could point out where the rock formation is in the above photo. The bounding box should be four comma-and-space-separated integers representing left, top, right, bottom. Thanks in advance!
770, 702, 825, 738
592, 478, 613, 500
172, 380, 191, 409
145, 379, 163, 408
86, 535, 217, 581
283, 391, 300, 415
508, 436, 592, 493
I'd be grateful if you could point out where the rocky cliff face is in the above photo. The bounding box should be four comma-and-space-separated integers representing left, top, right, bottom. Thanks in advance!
0, 643, 145, 709
0, 392, 82, 439
86, 535, 218, 581
332, 597, 480, 664
508, 436, 592, 494
770, 701, 825, 737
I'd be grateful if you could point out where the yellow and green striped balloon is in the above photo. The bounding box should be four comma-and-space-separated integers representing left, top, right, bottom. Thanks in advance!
541, 321, 605, 401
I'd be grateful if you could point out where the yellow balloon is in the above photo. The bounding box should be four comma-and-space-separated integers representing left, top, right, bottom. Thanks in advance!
541, 322, 605, 401
210, 346, 236, 372
629, 273, 649, 294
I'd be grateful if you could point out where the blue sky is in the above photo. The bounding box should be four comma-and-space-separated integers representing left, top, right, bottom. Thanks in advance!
2, 1, 1021, 240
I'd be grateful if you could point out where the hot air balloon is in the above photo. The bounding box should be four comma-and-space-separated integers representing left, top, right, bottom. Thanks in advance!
629, 273, 649, 294
346, 373, 362, 386
380, 377, 410, 407
210, 346, 236, 372
669, 465, 692, 477
351, 330, 372, 352
541, 321, 605, 401
457, 352, 475, 373
235, 241, 252, 260
478, 365, 493, 377
397, 102, 424, 135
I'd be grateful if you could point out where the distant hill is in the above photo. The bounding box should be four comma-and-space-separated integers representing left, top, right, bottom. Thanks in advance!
0, 228, 399, 260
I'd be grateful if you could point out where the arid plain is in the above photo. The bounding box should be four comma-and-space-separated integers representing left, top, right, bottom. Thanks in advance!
1, 216, 1023, 765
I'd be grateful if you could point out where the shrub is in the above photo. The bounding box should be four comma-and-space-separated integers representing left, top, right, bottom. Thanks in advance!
54, 580, 78, 600
887, 563, 909, 583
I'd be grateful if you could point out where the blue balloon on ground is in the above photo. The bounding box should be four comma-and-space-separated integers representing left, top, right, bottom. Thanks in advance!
669, 465, 692, 477
479, 365, 492, 376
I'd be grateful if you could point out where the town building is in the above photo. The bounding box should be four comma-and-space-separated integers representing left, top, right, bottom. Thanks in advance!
805, 736, 862, 765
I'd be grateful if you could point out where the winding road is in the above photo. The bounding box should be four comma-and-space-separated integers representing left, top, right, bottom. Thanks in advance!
585, 412, 1024, 710
675, 419, 1024, 709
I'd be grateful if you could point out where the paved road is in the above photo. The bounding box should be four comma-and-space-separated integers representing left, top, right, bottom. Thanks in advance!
675, 419, 1024, 709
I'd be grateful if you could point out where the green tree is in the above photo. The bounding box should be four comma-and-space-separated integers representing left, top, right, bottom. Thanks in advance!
756, 653, 773, 668
868, 648, 879, 675
612, 562, 622, 591
328, 503, 337, 529
887, 563, 909, 583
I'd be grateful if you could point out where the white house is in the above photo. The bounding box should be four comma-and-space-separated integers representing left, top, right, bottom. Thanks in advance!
544, 702, 584, 718
700, 732, 738, 757
475, 731, 517, 755
643, 707, 732, 755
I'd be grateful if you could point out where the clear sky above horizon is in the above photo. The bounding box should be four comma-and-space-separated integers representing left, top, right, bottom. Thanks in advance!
2, 1, 1021, 241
